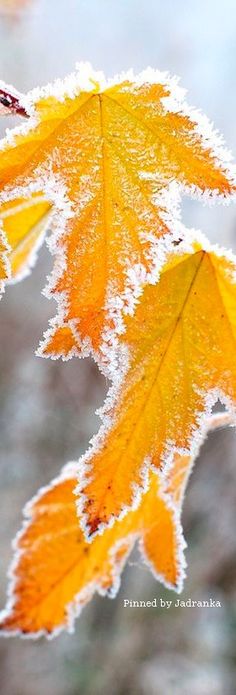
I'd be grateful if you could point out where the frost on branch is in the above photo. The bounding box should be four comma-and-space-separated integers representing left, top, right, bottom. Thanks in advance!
0, 83, 29, 118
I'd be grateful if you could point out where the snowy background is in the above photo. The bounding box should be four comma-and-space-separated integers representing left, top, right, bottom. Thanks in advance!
0, 1, 236, 693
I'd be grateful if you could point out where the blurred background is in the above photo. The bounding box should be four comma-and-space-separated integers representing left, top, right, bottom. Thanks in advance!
0, 1, 236, 693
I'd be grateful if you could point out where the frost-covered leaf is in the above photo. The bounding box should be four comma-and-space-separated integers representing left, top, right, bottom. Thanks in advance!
0, 65, 234, 361
0, 413, 230, 637
0, 194, 51, 281
77, 236, 236, 538
0, 457, 187, 637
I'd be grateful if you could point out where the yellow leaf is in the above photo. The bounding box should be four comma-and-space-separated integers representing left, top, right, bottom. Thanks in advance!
77, 237, 236, 538
0, 194, 51, 281
0, 451, 188, 637
0, 65, 234, 359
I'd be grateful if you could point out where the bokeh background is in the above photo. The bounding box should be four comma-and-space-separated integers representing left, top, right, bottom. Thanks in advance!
0, 1, 236, 693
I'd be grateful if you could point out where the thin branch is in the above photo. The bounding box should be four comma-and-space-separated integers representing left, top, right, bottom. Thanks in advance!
0, 86, 29, 118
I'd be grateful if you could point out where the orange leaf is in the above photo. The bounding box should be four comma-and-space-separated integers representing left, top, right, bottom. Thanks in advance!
77, 237, 236, 538
0, 413, 229, 636
0, 451, 189, 637
0, 65, 234, 360
0, 194, 51, 281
